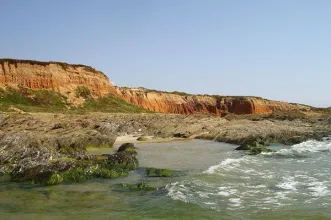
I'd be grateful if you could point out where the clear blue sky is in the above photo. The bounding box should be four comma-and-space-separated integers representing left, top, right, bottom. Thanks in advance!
1, 0, 330, 107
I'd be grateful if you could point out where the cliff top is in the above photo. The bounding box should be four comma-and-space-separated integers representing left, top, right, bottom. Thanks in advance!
117, 86, 265, 100
0, 58, 108, 78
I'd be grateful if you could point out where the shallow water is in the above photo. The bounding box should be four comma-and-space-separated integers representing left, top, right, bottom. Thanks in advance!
1, 139, 331, 219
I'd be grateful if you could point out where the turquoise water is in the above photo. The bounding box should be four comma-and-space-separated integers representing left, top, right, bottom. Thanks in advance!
1, 139, 331, 219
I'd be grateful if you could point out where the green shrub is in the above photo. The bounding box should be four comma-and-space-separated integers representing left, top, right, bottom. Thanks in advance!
82, 94, 151, 113
170, 91, 191, 96
75, 86, 91, 98
32, 90, 67, 107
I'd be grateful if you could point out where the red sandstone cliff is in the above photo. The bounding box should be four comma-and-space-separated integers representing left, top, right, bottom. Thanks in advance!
0, 59, 113, 103
113, 87, 310, 115
0, 58, 311, 115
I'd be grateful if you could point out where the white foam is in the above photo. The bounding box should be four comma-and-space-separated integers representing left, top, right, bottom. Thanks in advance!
166, 140, 331, 212
276, 177, 298, 191
217, 191, 231, 196
248, 184, 267, 189
203, 157, 248, 174
271, 140, 331, 156
309, 185, 329, 197
166, 182, 188, 202
204, 202, 216, 205
228, 198, 241, 207
306, 180, 330, 197
217, 187, 237, 197
197, 191, 210, 198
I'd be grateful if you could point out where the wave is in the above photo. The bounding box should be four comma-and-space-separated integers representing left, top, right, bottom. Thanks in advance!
262, 140, 331, 157
203, 156, 256, 174
166, 139, 331, 213
275, 176, 298, 191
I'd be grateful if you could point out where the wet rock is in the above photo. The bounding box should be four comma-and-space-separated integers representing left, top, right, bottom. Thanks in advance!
235, 136, 273, 155
114, 182, 157, 192
0, 130, 128, 185
108, 149, 138, 169
282, 136, 307, 145
146, 168, 173, 177
56, 131, 116, 154
249, 147, 273, 155
173, 133, 187, 138
235, 144, 253, 151
117, 143, 136, 152
137, 136, 148, 141
236, 136, 271, 151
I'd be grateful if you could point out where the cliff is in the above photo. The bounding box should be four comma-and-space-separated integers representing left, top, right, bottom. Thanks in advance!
114, 87, 310, 116
0, 59, 113, 103
0, 58, 311, 115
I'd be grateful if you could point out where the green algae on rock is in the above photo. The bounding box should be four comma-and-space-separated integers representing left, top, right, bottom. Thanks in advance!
235, 136, 273, 155
0, 129, 137, 185
146, 168, 173, 177
117, 143, 136, 152
115, 182, 157, 192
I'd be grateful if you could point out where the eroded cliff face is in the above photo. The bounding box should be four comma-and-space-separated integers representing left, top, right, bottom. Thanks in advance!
0, 59, 310, 115
0, 59, 113, 103
114, 87, 310, 115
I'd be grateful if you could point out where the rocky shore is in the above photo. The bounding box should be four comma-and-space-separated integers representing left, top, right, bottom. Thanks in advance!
0, 111, 330, 185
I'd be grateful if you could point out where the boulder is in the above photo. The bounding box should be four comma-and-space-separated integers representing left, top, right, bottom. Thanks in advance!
117, 143, 136, 152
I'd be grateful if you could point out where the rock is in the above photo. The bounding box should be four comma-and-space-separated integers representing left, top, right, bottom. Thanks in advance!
234, 135, 273, 155
0, 129, 124, 185
173, 133, 187, 138
51, 123, 66, 130
8, 106, 25, 113
249, 147, 273, 155
235, 136, 270, 150
117, 143, 136, 152
108, 149, 138, 169
146, 168, 173, 177
96, 122, 117, 136
7, 144, 138, 185
114, 182, 157, 192
283, 136, 307, 145
137, 136, 148, 141
56, 131, 116, 154
235, 144, 253, 151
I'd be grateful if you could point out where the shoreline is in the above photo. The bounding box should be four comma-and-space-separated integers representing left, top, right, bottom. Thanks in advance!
0, 111, 330, 185
114, 135, 190, 145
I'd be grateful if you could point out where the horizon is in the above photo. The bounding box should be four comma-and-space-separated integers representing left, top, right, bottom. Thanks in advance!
1, 1, 330, 107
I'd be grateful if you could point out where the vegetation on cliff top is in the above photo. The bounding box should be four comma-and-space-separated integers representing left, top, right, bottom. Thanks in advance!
0, 58, 107, 77
131, 87, 263, 99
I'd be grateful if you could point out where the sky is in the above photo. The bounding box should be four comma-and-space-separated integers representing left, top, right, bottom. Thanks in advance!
1, 0, 330, 107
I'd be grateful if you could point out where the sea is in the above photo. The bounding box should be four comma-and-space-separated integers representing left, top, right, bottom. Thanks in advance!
1, 139, 330, 220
